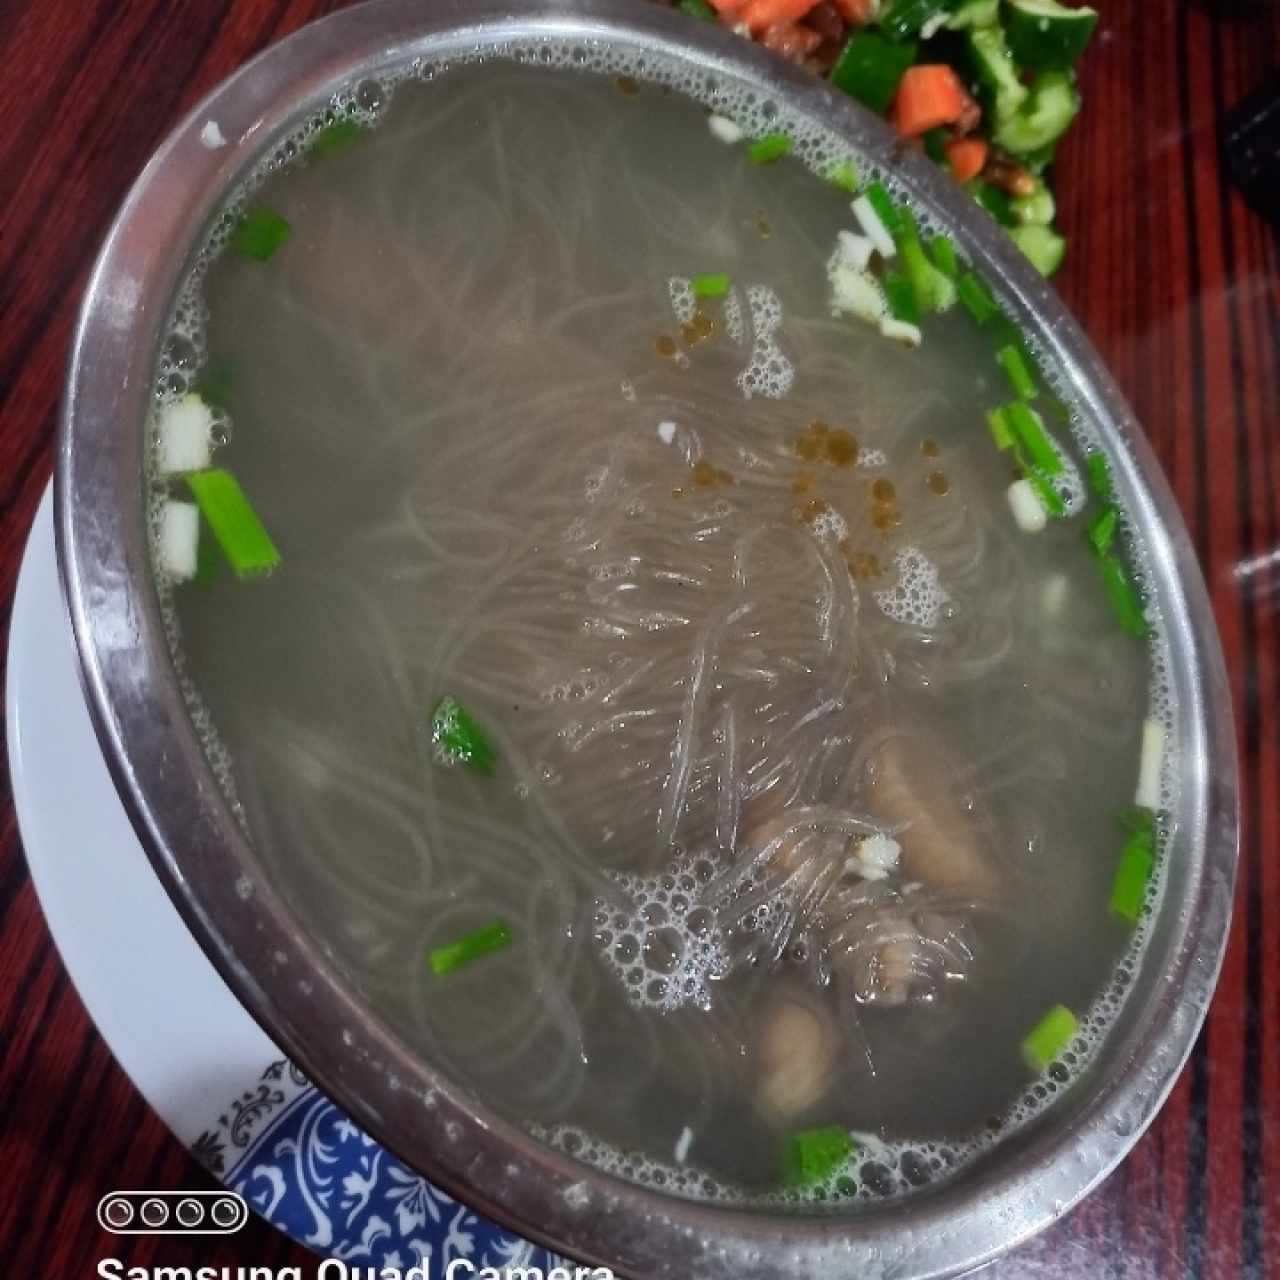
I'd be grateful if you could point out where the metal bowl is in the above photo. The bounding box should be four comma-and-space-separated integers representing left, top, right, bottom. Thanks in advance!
56, 2, 1238, 1275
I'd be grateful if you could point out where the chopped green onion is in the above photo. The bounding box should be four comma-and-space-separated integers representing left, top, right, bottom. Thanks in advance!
1117, 804, 1156, 834
311, 119, 364, 157
430, 695, 497, 773
957, 272, 999, 324
1110, 835, 1154, 924
192, 359, 236, 412
678, 0, 717, 19
997, 344, 1039, 399
895, 209, 956, 313
929, 235, 959, 279
1098, 553, 1149, 637
691, 273, 732, 298
782, 1126, 856, 1188
1086, 451, 1114, 500
231, 207, 291, 262
830, 32, 918, 114
193, 513, 220, 588
865, 181, 904, 237
883, 271, 920, 326
184, 469, 281, 579
428, 919, 513, 976
829, 160, 860, 193
987, 407, 1015, 452
1024, 467, 1066, 518
1006, 402, 1062, 476
1086, 505, 1119, 557
748, 133, 793, 165
1021, 1004, 1078, 1073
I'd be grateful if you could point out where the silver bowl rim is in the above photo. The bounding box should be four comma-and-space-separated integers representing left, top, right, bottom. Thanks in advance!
55, 2, 1239, 1277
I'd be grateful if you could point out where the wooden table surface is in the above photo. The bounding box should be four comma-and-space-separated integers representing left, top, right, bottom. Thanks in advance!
1, 2, 1277, 1276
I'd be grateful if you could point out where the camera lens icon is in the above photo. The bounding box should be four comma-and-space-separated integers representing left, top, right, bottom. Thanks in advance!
97, 1190, 248, 1234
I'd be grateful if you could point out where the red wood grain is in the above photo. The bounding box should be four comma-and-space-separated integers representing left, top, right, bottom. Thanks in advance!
1, 2, 1277, 1276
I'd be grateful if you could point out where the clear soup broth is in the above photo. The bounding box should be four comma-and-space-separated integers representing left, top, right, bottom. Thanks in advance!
150, 48, 1173, 1204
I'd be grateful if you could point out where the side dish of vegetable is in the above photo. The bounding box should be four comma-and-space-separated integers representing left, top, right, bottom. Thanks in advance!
678, 0, 1097, 276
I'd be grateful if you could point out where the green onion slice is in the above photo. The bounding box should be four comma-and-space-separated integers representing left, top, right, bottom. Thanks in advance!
1098, 553, 1148, 637
429, 919, 513, 976
1086, 505, 1118, 557
1110, 837, 1154, 924
829, 161, 860, 193
748, 133, 793, 165
987, 407, 1015, 452
1086, 450, 1114, 500
782, 1126, 856, 1188
929, 234, 959, 279
957, 272, 999, 324
678, 0, 717, 19
231, 207, 291, 262
430, 695, 497, 773
691, 273, 732, 298
1006, 402, 1063, 476
311, 119, 364, 157
192, 359, 236, 412
883, 271, 921, 325
865, 181, 904, 237
997, 344, 1039, 399
1024, 467, 1066, 518
1021, 1004, 1078, 1073
184, 469, 281, 579
1117, 804, 1156, 834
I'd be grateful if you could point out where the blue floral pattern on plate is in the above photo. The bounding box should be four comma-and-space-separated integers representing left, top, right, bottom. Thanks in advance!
194, 1060, 565, 1271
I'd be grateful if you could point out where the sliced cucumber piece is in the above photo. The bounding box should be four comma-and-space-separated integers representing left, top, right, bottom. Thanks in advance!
1011, 179, 1057, 225
1004, 0, 1099, 71
947, 0, 999, 27
1021, 140, 1059, 174
993, 69, 1081, 154
879, 0, 956, 42
1010, 223, 1066, 276
968, 27, 1028, 121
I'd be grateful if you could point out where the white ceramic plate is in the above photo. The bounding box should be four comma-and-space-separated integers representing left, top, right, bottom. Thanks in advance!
7, 488, 563, 1271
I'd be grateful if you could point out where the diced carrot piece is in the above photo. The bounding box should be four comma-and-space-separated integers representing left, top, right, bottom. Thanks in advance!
708, 0, 750, 13
946, 135, 989, 184
833, 0, 876, 23
891, 65, 977, 139
739, 0, 820, 35
760, 20, 824, 61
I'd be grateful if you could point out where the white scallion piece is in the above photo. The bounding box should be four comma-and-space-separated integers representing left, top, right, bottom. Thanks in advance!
674, 1126, 693, 1164
708, 115, 745, 145
856, 833, 901, 881
879, 317, 922, 348
200, 120, 227, 149
158, 500, 200, 582
1007, 478, 1048, 533
1134, 718, 1166, 812
836, 229, 876, 273
1041, 573, 1069, 620
157, 393, 215, 475
657, 420, 677, 445
830, 264, 888, 326
852, 195, 896, 259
